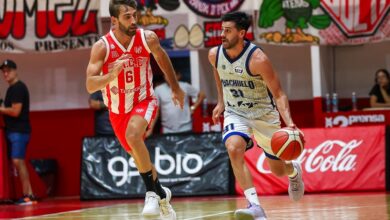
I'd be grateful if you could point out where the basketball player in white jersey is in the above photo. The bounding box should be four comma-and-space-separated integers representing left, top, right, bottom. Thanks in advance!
208, 12, 304, 220
86, 1, 184, 219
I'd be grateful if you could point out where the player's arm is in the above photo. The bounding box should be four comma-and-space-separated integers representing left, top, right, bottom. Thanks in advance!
0, 103, 22, 117
208, 47, 224, 124
191, 90, 206, 113
249, 49, 295, 127
85, 40, 128, 94
145, 30, 185, 108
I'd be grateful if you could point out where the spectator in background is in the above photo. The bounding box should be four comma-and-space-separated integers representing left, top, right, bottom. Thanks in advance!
148, 71, 205, 136
369, 69, 390, 108
89, 91, 114, 136
0, 60, 37, 205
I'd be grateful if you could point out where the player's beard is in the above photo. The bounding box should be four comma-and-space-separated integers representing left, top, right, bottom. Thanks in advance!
119, 21, 137, 37
222, 36, 239, 49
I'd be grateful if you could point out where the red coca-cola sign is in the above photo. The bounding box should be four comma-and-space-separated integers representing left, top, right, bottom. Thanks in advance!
237, 126, 386, 195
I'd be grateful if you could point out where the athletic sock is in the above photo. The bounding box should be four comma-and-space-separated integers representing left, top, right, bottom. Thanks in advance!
154, 178, 167, 199
244, 187, 260, 206
140, 170, 155, 192
288, 167, 298, 179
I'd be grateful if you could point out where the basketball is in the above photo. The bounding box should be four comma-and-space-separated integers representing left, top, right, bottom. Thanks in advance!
271, 127, 305, 161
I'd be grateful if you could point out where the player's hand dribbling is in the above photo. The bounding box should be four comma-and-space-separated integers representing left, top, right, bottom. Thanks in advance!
288, 123, 305, 139
212, 102, 225, 124
171, 87, 185, 109
109, 54, 130, 79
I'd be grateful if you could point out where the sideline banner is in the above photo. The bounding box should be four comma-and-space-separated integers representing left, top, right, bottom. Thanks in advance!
81, 133, 230, 200
0, 0, 101, 53
236, 126, 386, 195
255, 0, 390, 45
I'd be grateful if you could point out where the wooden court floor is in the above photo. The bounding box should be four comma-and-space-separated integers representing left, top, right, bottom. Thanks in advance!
3, 192, 388, 220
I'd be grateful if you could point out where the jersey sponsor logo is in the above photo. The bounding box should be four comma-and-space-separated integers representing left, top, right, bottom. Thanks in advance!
221, 79, 255, 89
110, 84, 148, 95
234, 66, 243, 75
134, 46, 142, 54
111, 51, 119, 59
110, 86, 119, 95
135, 108, 144, 113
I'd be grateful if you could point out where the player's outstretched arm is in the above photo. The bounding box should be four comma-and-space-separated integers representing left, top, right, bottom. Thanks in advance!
145, 30, 185, 109
249, 49, 295, 128
208, 47, 225, 124
85, 40, 128, 94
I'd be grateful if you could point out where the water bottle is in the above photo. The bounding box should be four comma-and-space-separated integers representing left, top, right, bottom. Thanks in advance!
332, 93, 338, 112
325, 93, 331, 113
202, 98, 208, 117
352, 92, 357, 111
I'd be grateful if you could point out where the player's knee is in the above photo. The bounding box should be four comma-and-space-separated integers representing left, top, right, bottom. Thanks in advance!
125, 130, 143, 145
12, 159, 22, 167
225, 144, 245, 160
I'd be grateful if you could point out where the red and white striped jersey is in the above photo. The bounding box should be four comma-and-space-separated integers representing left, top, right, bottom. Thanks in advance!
101, 29, 154, 114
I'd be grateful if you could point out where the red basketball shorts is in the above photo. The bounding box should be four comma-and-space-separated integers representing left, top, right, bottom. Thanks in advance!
109, 97, 158, 152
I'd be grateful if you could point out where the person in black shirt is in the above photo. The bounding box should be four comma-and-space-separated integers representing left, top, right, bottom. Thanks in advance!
369, 69, 390, 108
89, 91, 114, 136
0, 60, 37, 205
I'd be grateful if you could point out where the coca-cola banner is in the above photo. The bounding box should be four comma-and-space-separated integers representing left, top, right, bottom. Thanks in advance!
81, 133, 231, 200
236, 126, 386, 195
0, 0, 101, 53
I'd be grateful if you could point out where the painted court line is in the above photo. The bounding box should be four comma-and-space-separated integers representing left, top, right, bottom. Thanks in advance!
183, 210, 235, 220
18, 203, 127, 219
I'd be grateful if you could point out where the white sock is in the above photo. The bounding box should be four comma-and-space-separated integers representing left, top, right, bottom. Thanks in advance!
244, 187, 260, 206
288, 166, 298, 178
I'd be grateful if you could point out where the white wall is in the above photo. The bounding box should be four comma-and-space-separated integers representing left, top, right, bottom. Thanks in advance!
197, 41, 390, 103
0, 1, 389, 111
0, 19, 111, 111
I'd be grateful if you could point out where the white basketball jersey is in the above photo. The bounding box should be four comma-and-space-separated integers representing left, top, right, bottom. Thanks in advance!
216, 41, 278, 120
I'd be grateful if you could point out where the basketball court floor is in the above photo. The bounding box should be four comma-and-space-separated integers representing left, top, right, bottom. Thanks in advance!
0, 192, 387, 219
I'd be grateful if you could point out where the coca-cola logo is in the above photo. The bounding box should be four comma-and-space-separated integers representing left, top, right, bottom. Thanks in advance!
257, 140, 361, 173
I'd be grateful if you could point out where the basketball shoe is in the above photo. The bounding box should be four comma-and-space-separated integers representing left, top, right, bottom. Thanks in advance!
15, 195, 38, 205
159, 186, 176, 220
288, 161, 305, 201
234, 203, 267, 220
142, 191, 160, 216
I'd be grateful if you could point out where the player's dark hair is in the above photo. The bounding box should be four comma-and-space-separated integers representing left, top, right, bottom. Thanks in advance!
221, 11, 251, 32
375, 68, 390, 84
109, 0, 137, 18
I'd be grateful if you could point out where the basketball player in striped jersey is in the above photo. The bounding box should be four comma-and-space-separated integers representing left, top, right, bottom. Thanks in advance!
208, 12, 304, 220
86, 1, 184, 219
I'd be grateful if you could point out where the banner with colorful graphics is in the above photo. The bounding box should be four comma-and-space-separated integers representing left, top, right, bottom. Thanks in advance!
0, 0, 101, 53
236, 126, 386, 195
255, 0, 390, 45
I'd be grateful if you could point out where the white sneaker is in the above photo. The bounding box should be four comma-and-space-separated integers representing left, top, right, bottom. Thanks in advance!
288, 162, 305, 201
235, 203, 267, 220
159, 187, 176, 220
142, 191, 160, 216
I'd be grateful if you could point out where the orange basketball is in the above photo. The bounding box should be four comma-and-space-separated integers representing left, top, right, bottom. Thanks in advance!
271, 127, 305, 161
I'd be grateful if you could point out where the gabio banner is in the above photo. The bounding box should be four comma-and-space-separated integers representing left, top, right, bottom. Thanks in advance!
236, 126, 386, 195
81, 133, 231, 200
255, 0, 390, 45
0, 0, 101, 53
